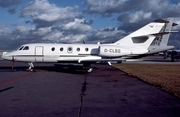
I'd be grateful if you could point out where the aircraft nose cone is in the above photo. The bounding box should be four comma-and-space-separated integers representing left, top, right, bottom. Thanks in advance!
1, 53, 7, 60
1, 52, 12, 60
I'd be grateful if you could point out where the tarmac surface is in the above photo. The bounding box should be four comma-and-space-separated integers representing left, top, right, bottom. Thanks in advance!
0, 60, 180, 117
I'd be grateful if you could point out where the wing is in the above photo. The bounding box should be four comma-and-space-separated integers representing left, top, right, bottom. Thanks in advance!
78, 56, 124, 64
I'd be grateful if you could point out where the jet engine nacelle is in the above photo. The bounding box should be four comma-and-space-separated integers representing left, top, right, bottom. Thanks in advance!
98, 45, 132, 57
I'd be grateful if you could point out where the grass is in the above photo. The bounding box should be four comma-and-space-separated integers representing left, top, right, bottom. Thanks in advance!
113, 63, 180, 98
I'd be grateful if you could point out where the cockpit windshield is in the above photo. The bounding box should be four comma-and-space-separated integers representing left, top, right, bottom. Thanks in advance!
18, 46, 24, 50
23, 46, 29, 50
17, 46, 29, 50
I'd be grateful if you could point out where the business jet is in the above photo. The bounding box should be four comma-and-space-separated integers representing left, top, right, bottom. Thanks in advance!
1, 18, 178, 72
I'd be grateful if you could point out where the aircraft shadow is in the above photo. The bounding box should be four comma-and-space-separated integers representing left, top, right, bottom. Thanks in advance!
0, 64, 95, 74
38, 64, 88, 74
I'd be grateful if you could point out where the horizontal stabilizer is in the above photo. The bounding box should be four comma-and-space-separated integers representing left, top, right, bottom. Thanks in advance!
132, 31, 178, 39
151, 31, 178, 36
154, 19, 169, 23
154, 19, 178, 26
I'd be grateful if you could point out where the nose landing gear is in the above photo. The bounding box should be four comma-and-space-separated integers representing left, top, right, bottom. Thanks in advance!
28, 62, 35, 72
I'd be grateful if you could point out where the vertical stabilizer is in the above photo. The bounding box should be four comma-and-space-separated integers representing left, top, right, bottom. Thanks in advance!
150, 18, 177, 46
160, 18, 173, 46
114, 21, 165, 49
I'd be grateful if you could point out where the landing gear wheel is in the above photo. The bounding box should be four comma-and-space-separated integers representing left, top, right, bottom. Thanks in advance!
83, 63, 93, 73
29, 68, 36, 72
87, 68, 93, 73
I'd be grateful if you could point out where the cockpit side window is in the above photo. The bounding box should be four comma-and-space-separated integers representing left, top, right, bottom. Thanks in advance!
18, 46, 24, 50
23, 46, 29, 50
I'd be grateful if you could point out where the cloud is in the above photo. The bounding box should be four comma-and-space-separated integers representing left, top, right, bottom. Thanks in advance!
0, 0, 21, 14
0, 0, 91, 49
129, 11, 152, 23
83, 19, 94, 25
41, 31, 63, 41
1, 0, 180, 50
169, 32, 180, 47
62, 18, 93, 34
60, 34, 88, 43
0, 24, 33, 50
83, 0, 180, 47
84, 0, 180, 22
21, 0, 80, 28
0, 19, 93, 50
86, 27, 126, 43
0, 0, 21, 8
7, 7, 17, 14
84, 0, 133, 16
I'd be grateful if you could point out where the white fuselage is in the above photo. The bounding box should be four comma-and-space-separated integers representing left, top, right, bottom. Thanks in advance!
2, 43, 100, 62
1, 43, 149, 63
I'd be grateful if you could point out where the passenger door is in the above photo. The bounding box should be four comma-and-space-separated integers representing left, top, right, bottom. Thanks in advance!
35, 46, 44, 62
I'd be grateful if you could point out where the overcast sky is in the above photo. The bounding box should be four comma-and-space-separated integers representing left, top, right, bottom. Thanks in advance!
0, 0, 180, 50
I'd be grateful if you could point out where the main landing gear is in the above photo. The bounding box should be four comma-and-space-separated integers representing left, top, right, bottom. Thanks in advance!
83, 63, 93, 73
28, 62, 35, 72
87, 68, 93, 73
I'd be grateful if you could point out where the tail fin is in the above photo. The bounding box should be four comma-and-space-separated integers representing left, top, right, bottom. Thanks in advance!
147, 18, 178, 54
114, 21, 165, 49
150, 18, 178, 46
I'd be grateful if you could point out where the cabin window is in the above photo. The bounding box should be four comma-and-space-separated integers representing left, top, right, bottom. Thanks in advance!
67, 47, 73, 53
23, 46, 29, 50
60, 47, 63, 51
51, 47, 55, 51
77, 48, 80, 52
85, 48, 89, 52
18, 46, 24, 50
